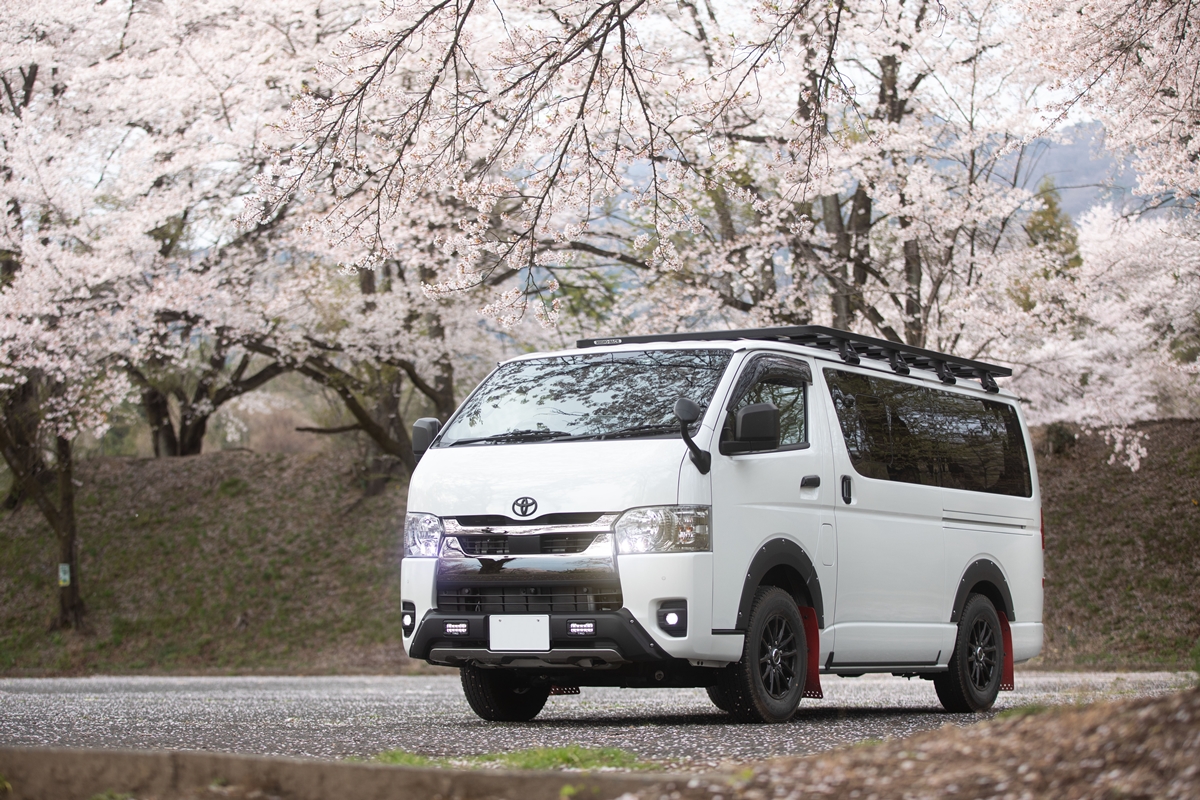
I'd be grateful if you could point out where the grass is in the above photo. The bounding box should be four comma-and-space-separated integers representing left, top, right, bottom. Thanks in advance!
0, 450, 433, 676
373, 745, 652, 771
996, 703, 1051, 720
1032, 420, 1200, 670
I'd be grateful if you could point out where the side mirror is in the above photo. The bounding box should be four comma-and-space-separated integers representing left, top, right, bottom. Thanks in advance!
672, 398, 710, 474
412, 417, 442, 459
673, 397, 702, 424
721, 402, 780, 454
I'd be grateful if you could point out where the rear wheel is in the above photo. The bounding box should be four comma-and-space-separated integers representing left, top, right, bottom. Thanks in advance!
717, 587, 807, 723
934, 593, 1004, 713
460, 665, 550, 721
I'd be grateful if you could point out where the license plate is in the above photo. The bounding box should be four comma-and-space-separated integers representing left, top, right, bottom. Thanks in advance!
489, 615, 550, 652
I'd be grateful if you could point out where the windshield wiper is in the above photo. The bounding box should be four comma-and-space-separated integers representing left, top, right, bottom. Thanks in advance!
446, 429, 573, 446
595, 422, 682, 441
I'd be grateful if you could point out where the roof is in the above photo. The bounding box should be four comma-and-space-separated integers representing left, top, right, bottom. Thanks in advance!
575, 325, 1010, 393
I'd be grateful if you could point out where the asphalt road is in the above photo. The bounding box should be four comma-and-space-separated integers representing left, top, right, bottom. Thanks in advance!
0, 672, 1192, 771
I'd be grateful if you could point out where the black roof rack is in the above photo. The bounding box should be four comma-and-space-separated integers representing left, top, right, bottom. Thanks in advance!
575, 325, 1010, 392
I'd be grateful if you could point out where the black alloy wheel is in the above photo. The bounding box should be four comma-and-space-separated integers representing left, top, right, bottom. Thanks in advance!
460, 665, 551, 722
716, 586, 808, 723
934, 593, 1004, 713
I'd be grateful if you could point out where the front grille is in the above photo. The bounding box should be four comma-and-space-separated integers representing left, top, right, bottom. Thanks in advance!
458, 536, 509, 556
457, 533, 598, 556
452, 512, 605, 527
437, 584, 623, 613
540, 534, 596, 554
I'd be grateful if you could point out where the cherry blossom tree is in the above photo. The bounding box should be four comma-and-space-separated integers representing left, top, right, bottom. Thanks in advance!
255, 0, 1061, 360
0, 0, 373, 622
1028, 0, 1200, 206
559, 0, 1055, 353
1002, 205, 1200, 468
249, 0, 849, 324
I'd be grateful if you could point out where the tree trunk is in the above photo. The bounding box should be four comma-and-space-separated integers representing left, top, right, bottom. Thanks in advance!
848, 186, 872, 288
143, 387, 180, 457
363, 373, 405, 497
821, 193, 852, 330
903, 238, 924, 347
177, 412, 207, 456
54, 435, 85, 630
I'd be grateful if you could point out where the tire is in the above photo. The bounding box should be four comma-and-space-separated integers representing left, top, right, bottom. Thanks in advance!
706, 681, 736, 713
935, 593, 1004, 713
719, 586, 807, 723
460, 665, 550, 721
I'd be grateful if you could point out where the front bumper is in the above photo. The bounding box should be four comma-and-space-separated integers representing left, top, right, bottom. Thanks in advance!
408, 609, 670, 667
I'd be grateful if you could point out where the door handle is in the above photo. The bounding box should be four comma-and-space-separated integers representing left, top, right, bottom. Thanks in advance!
841, 475, 852, 504
800, 475, 821, 489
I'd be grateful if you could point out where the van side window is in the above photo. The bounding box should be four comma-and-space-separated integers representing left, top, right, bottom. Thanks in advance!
825, 368, 1032, 497
724, 357, 810, 448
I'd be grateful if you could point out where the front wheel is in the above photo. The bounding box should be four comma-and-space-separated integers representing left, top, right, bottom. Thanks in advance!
717, 586, 807, 723
460, 665, 550, 721
934, 593, 1004, 713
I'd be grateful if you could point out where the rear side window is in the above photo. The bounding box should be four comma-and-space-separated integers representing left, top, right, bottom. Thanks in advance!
824, 369, 1032, 497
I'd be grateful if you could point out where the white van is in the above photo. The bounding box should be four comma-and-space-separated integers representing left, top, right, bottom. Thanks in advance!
400, 326, 1042, 723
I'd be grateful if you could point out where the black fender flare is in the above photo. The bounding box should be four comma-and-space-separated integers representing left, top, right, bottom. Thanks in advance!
734, 538, 824, 630
951, 559, 1015, 623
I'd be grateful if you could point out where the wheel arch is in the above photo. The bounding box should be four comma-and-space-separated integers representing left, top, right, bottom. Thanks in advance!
951, 558, 1015, 623
735, 538, 824, 629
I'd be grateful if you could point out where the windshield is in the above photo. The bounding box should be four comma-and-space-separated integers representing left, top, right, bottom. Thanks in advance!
438, 349, 733, 446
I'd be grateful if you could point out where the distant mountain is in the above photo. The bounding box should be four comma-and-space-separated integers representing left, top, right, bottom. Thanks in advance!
1019, 122, 1137, 220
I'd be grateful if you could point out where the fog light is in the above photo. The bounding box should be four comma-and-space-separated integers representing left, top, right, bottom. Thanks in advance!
656, 600, 688, 637
444, 620, 469, 636
401, 601, 416, 636
568, 620, 596, 636
402, 613, 413, 627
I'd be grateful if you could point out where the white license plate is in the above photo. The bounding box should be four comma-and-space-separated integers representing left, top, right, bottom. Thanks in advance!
489, 615, 550, 652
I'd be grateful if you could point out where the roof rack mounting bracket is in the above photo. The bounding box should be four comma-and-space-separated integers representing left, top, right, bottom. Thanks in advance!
887, 350, 910, 375
977, 370, 999, 393
836, 339, 861, 366
934, 361, 957, 385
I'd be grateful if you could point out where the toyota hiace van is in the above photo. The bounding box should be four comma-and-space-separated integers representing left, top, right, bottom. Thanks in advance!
400, 326, 1042, 723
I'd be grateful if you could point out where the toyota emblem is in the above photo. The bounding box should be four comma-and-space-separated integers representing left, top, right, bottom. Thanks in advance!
512, 496, 538, 517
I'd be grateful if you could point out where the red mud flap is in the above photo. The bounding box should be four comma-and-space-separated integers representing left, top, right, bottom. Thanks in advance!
798, 606, 823, 699
998, 614, 1015, 691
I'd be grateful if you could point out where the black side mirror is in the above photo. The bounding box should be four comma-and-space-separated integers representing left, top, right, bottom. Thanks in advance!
720, 402, 780, 454
412, 417, 442, 459
672, 398, 710, 474
673, 397, 701, 424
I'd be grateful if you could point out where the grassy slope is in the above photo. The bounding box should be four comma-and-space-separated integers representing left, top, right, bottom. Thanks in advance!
1035, 419, 1200, 669
0, 451, 434, 675
2, 421, 1199, 676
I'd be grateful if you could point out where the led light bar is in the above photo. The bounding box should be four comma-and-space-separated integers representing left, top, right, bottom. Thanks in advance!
567, 620, 596, 636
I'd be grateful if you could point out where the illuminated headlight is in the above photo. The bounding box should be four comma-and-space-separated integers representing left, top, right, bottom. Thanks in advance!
614, 506, 711, 554
404, 513, 444, 557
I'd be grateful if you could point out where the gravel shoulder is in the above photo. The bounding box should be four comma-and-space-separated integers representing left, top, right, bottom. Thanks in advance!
0, 672, 1192, 772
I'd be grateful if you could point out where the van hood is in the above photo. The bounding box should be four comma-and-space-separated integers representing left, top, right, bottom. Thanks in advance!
406, 439, 689, 518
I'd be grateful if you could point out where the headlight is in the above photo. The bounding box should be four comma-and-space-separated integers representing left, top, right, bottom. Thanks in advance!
614, 506, 711, 554
404, 513, 444, 557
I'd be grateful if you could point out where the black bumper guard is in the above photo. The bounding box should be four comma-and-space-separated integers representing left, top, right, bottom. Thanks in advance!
408, 608, 669, 666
